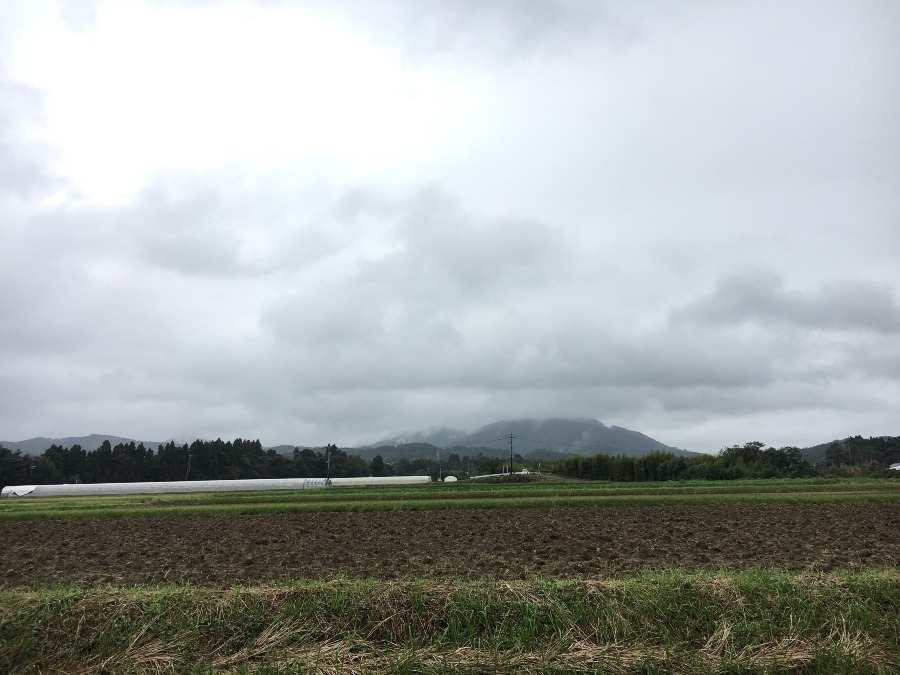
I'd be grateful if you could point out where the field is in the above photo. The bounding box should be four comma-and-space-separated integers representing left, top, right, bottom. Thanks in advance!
2, 478, 899, 673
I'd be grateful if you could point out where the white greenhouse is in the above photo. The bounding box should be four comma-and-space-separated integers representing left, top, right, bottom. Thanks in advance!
0, 475, 431, 498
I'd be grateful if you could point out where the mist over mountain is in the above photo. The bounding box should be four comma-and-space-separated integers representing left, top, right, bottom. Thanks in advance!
373, 427, 467, 449
2, 419, 687, 459
454, 418, 691, 457
366, 418, 696, 459
5, 421, 875, 467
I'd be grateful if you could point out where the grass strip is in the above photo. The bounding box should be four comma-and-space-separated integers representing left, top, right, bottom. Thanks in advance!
0, 481, 900, 520
0, 492, 891, 520
1, 569, 897, 674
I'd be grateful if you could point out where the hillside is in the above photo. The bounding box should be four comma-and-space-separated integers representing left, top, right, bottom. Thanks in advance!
800, 441, 834, 466
799, 436, 900, 467
363, 418, 695, 460
1, 419, 693, 461
372, 427, 466, 448
448, 418, 694, 457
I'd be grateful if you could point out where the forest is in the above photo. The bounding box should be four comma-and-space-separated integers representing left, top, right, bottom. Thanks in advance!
0, 438, 370, 487
1, 435, 898, 489
0, 437, 518, 488
552, 442, 815, 481
823, 435, 900, 468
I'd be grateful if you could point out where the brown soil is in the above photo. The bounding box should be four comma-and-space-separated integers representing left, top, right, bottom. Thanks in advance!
2, 502, 898, 588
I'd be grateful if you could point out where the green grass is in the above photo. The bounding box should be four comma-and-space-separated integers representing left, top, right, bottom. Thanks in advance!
2, 570, 897, 674
1, 477, 898, 521
3, 479, 898, 672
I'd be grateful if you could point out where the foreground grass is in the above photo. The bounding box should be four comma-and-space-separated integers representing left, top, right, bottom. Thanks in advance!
2, 477, 899, 521
1, 569, 897, 674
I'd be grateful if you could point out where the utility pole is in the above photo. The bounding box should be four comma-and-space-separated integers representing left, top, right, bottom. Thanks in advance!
508, 433, 515, 475
437, 447, 441, 482
326, 445, 332, 484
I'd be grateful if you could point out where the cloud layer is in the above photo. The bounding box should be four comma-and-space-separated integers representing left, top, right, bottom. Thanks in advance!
0, 1, 898, 452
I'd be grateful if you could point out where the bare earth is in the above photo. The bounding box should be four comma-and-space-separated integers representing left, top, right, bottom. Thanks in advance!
2, 502, 898, 588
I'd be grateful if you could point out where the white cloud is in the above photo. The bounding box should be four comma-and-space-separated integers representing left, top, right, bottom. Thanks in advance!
0, 0, 897, 452
5, 1, 477, 203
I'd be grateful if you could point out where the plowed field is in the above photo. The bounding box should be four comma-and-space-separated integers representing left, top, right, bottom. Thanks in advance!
2, 502, 898, 588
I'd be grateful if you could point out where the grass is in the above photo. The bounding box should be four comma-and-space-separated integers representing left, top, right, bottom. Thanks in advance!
1, 477, 899, 521
1, 569, 898, 673
3, 480, 897, 672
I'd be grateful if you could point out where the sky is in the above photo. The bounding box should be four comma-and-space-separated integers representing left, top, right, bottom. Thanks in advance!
1, 0, 898, 453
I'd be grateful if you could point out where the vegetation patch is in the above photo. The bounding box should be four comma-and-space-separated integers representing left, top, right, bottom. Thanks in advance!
3, 480, 897, 672
2, 571, 897, 674
2, 478, 898, 521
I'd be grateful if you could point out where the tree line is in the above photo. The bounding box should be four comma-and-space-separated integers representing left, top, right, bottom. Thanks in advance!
824, 435, 900, 468
550, 442, 816, 481
2, 436, 898, 490
0, 439, 370, 488
0, 439, 521, 489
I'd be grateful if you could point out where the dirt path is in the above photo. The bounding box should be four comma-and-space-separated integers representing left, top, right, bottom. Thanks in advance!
2, 502, 898, 588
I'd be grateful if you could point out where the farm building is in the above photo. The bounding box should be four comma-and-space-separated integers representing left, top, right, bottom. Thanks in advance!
0, 475, 431, 498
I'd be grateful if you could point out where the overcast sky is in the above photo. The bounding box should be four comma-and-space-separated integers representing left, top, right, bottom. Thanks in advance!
1, 1, 898, 452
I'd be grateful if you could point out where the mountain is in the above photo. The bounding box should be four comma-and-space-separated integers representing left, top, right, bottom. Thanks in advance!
800, 440, 835, 466
356, 442, 444, 463
800, 435, 900, 468
449, 418, 694, 457
799, 437, 878, 466
0, 434, 172, 456
365, 418, 695, 459
372, 427, 467, 448
4, 419, 691, 461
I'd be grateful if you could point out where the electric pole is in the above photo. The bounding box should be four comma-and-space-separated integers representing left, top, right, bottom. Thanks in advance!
508, 433, 515, 475
326, 445, 331, 484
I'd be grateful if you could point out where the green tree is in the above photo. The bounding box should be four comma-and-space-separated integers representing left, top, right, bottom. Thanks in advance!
370, 454, 387, 476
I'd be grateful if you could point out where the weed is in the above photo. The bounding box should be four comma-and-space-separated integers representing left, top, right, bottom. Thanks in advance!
1, 570, 897, 674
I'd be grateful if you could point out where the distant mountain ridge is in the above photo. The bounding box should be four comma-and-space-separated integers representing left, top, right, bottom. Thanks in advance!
3, 420, 687, 459
368, 418, 696, 459
0, 434, 171, 456
374, 427, 466, 448
6, 425, 872, 465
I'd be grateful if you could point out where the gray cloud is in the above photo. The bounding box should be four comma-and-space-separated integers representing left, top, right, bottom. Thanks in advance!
125, 183, 256, 277
353, 187, 568, 293
393, 0, 635, 58
263, 187, 571, 358
0, 76, 61, 199
0, 2, 897, 452
3, 168, 897, 451
675, 272, 900, 334
60, 0, 98, 32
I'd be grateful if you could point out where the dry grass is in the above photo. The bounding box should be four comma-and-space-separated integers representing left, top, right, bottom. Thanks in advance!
2, 571, 898, 674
